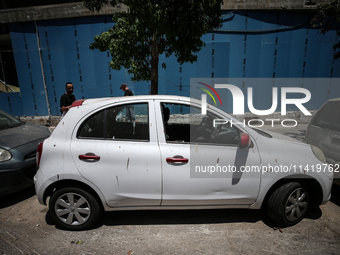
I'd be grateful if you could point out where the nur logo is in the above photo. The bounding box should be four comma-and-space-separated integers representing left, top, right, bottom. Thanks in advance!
198, 83, 312, 116
197, 82, 222, 115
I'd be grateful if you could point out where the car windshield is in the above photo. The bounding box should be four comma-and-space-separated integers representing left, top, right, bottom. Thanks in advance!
0, 110, 23, 130
312, 101, 340, 132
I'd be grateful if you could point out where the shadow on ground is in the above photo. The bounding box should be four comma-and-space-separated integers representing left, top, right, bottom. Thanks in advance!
46, 203, 322, 231
0, 186, 35, 209
330, 183, 340, 207
96, 206, 321, 229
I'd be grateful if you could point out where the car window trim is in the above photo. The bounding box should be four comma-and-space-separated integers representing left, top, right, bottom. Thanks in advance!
160, 102, 244, 147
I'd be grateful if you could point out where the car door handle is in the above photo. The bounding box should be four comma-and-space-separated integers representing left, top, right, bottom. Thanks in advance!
166, 156, 189, 165
79, 154, 100, 161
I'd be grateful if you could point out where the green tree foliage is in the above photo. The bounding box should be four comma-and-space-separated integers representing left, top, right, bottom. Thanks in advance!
83, 0, 223, 94
311, 0, 340, 59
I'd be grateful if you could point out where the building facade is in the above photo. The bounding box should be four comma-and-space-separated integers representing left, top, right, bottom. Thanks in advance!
0, 1, 339, 116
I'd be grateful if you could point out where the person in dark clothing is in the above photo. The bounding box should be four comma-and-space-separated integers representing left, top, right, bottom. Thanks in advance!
60, 82, 76, 118
119, 83, 135, 121
120, 83, 134, 96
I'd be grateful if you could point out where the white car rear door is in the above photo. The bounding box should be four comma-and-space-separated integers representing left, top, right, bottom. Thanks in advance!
70, 100, 162, 207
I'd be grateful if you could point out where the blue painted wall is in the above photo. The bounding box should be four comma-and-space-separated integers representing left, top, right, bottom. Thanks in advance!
2, 10, 340, 116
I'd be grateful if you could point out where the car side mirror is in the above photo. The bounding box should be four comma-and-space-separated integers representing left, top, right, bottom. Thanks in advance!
239, 133, 251, 149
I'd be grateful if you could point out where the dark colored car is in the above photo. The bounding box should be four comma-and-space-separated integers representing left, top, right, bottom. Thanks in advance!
306, 98, 340, 165
306, 98, 340, 184
0, 109, 50, 196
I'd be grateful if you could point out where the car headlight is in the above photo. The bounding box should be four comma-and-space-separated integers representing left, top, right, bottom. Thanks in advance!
0, 148, 12, 162
311, 145, 326, 164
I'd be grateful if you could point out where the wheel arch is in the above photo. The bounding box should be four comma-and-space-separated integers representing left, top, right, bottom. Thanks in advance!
42, 179, 105, 210
261, 175, 324, 210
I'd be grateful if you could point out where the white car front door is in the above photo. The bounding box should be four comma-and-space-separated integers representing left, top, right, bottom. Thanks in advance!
70, 101, 162, 207
156, 100, 261, 206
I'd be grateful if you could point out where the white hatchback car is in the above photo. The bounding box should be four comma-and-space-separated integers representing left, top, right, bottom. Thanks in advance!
34, 95, 333, 230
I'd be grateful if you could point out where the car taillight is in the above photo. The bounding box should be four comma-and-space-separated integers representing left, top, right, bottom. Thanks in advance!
71, 99, 86, 108
36, 142, 43, 167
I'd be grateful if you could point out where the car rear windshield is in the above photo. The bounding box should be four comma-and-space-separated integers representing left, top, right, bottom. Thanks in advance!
311, 101, 340, 132
0, 110, 23, 130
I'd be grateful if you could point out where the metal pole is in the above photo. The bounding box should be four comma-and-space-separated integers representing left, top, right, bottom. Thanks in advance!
35, 21, 51, 117
0, 52, 10, 92
0, 79, 15, 92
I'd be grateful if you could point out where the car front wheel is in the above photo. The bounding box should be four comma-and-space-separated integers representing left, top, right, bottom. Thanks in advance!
49, 187, 101, 230
267, 182, 309, 227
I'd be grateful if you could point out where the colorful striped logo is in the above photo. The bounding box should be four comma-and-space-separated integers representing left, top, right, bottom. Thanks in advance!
197, 82, 222, 106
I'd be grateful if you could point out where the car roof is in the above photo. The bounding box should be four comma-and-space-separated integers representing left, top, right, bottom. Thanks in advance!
327, 97, 340, 102
80, 95, 198, 106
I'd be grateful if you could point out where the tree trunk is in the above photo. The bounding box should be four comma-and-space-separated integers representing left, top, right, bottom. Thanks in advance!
150, 33, 158, 95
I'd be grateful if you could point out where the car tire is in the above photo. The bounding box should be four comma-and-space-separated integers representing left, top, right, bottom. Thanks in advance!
267, 182, 309, 227
49, 187, 101, 231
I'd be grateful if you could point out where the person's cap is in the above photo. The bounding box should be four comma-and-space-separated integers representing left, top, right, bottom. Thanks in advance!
120, 83, 127, 89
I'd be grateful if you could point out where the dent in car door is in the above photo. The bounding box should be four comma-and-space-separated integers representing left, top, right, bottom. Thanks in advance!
70, 102, 162, 207
156, 101, 261, 206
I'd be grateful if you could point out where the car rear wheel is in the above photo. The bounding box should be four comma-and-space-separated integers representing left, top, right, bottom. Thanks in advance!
49, 187, 101, 230
267, 182, 309, 227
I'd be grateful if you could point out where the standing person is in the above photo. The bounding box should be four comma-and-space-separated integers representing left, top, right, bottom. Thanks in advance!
119, 83, 135, 121
119, 83, 134, 96
60, 82, 76, 118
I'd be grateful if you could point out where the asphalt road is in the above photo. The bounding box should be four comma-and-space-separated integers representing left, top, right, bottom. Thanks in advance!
1, 124, 339, 255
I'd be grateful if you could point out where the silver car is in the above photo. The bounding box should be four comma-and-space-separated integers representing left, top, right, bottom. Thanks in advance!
34, 95, 333, 230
